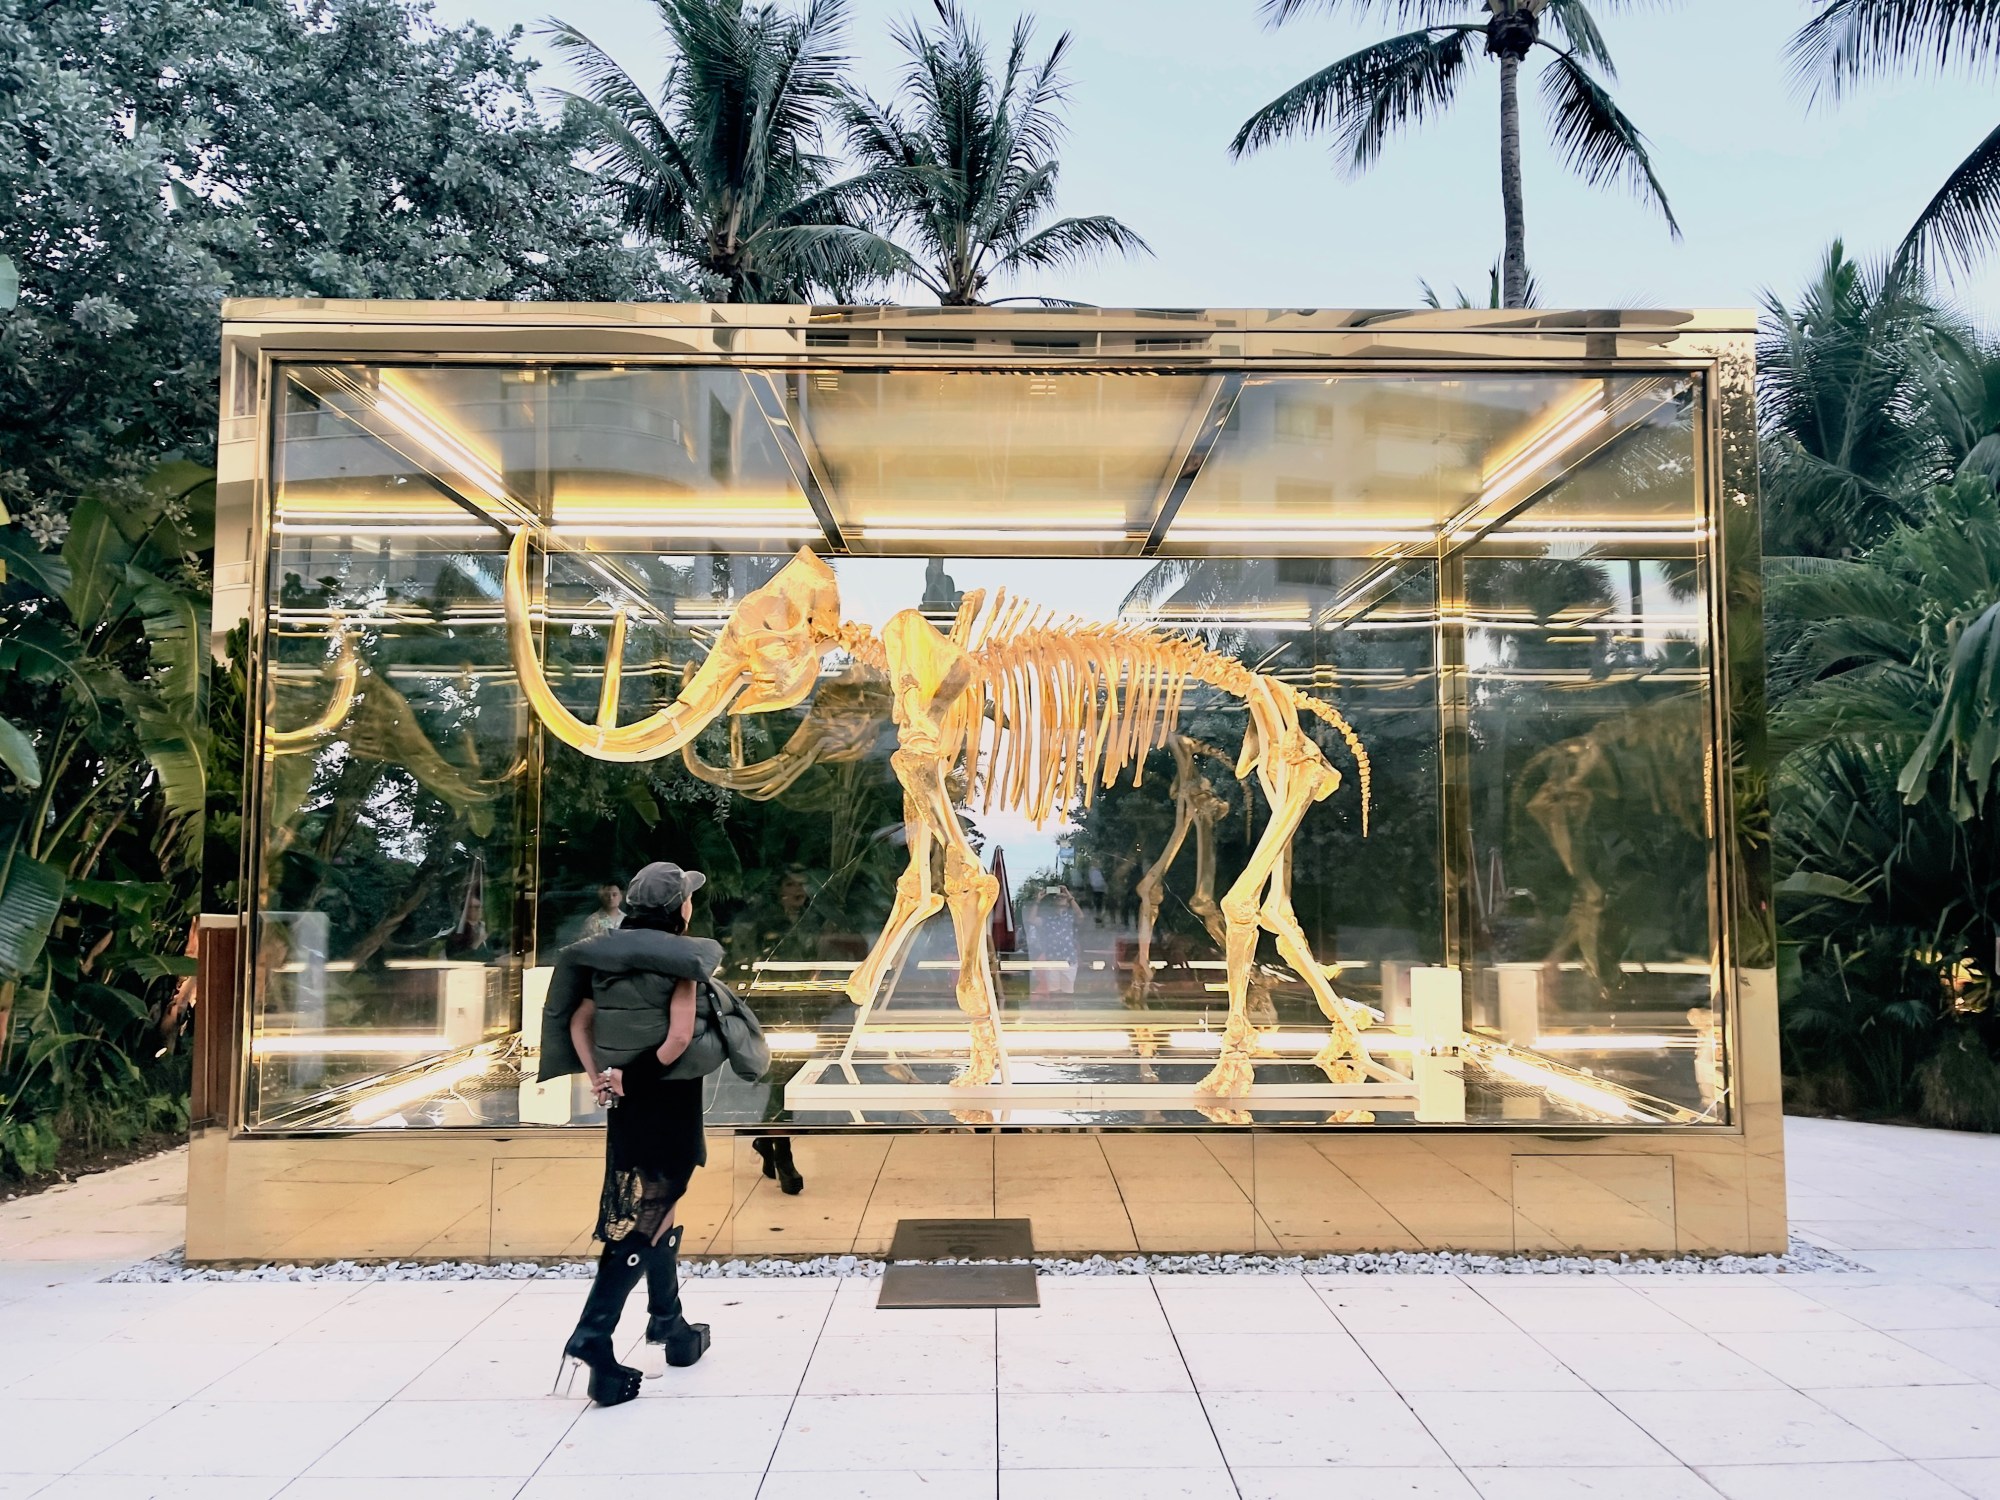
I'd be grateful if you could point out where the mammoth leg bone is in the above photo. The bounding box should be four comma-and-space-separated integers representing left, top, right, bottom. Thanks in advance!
910, 756, 1005, 1087
1261, 841, 1393, 1086
1196, 690, 1350, 1099
1127, 738, 1202, 1005
1185, 768, 1281, 1028
843, 760, 945, 1013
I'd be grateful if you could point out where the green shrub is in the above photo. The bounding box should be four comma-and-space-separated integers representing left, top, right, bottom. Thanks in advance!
1918, 1030, 2000, 1132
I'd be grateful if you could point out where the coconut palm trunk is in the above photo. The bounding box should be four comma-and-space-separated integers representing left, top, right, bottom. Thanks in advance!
1230, 0, 1678, 307
1498, 53, 1528, 307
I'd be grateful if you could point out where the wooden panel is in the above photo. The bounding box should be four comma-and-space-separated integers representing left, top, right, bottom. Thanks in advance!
190, 916, 241, 1130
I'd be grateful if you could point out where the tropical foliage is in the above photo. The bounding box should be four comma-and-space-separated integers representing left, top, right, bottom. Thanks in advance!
0, 0, 672, 1177
1231, 0, 1677, 307
1761, 243, 2000, 1125
1791, 0, 2000, 275
1759, 244, 2000, 558
838, 1, 1148, 304
1771, 477, 2000, 1124
0, 468, 214, 1175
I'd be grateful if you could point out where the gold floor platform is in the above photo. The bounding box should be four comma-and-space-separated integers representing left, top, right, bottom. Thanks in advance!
185, 1118, 1786, 1263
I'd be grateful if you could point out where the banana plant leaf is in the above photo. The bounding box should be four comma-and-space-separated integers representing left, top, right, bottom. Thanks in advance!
0, 529, 70, 600
0, 854, 64, 980
125, 563, 206, 718
0, 717, 40, 788
59, 497, 133, 634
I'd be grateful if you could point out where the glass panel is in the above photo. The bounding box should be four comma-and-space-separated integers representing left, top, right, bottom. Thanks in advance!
248, 361, 1722, 1130
1457, 376, 1720, 1120
1169, 374, 1600, 548
253, 370, 528, 1129
783, 368, 1218, 548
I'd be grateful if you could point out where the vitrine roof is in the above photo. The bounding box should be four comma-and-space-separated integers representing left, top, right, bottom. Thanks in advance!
222, 299, 1754, 337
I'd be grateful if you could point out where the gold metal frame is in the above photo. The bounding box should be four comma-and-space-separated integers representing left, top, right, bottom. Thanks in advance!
198, 301, 1781, 1259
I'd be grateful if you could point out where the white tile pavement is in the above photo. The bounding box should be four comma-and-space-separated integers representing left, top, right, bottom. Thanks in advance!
6, 1119, 2000, 1494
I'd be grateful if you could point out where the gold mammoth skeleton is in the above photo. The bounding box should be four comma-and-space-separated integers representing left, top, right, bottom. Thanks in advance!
505, 533, 1394, 1098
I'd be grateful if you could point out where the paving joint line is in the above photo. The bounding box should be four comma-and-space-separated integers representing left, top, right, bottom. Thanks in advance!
1303, 1263, 1471, 1484
752, 1268, 842, 1498
1148, 1272, 1244, 1499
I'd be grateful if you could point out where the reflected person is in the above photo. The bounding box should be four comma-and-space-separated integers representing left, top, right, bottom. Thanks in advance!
580, 881, 625, 938
1022, 882, 1082, 996
733, 867, 816, 1195
541, 861, 723, 1406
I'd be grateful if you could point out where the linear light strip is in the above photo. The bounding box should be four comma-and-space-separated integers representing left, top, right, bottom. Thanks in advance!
1478, 1048, 1644, 1121
254, 1034, 451, 1055
1532, 1034, 1697, 1052
347, 1048, 500, 1125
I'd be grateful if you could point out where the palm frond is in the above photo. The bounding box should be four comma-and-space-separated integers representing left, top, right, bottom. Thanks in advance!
1259, 0, 1476, 24
560, 96, 698, 241
837, 0, 1138, 304
1902, 596, 2000, 815
748, 221, 911, 292
751, 0, 855, 149
1230, 27, 1477, 169
998, 22, 1073, 174
1418, 253, 1538, 308
1757, 240, 1986, 555
543, 18, 674, 130
1897, 120, 2000, 275
1789, 0, 2000, 100
1537, 50, 1679, 236
1542, 0, 1620, 75
542, 20, 703, 237
991, 214, 1152, 275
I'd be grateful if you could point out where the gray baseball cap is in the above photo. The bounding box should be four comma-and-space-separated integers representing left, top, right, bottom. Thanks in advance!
625, 861, 705, 910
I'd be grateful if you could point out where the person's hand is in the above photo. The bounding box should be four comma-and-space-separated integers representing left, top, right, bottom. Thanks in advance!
594, 1068, 624, 1105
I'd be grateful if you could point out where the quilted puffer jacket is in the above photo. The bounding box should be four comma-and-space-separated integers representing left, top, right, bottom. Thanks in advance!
537, 929, 726, 1081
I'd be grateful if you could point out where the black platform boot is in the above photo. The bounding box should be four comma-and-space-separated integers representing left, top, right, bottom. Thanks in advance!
644, 1224, 712, 1368
556, 1240, 647, 1406
753, 1136, 805, 1195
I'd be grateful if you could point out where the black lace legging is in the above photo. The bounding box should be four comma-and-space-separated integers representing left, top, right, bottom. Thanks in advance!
594, 1056, 706, 1245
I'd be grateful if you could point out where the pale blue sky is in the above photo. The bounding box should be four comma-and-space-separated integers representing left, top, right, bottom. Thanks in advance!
458, 0, 2000, 323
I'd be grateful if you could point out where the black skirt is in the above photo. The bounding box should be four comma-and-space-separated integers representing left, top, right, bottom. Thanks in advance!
595, 1050, 708, 1243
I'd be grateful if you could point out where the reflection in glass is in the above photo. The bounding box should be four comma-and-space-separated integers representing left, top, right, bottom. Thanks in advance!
247, 363, 1723, 1131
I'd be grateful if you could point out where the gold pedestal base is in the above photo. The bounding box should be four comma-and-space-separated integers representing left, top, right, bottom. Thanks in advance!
185, 1119, 1786, 1263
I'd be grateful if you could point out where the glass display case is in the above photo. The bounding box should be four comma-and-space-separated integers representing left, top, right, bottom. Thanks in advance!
224, 309, 1763, 1150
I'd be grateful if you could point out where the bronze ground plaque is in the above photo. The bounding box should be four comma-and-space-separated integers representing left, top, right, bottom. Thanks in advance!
887, 1217, 1035, 1261
877, 1263, 1040, 1309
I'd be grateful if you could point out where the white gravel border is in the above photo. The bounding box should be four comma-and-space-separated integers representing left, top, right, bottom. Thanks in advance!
108, 1236, 1861, 1282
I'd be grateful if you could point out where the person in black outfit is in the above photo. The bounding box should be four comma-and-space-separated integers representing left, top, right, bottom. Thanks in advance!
734, 867, 818, 1195
540, 862, 720, 1406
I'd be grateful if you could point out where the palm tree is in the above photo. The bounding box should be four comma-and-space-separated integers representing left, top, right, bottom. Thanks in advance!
1759, 242, 2000, 559
545, 0, 902, 301
1791, 1, 2000, 276
837, 2, 1148, 305
1418, 252, 1539, 307
1230, 0, 1678, 308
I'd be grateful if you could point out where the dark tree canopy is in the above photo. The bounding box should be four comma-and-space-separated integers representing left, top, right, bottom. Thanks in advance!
0, 0, 670, 537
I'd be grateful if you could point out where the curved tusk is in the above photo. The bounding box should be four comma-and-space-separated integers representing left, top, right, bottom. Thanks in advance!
266, 630, 360, 753
597, 608, 628, 729
503, 527, 731, 763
